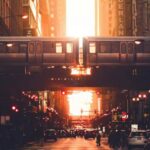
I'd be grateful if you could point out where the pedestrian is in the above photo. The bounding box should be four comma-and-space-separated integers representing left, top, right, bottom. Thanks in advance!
144, 143, 150, 150
37, 124, 44, 146
96, 131, 101, 146
108, 130, 114, 148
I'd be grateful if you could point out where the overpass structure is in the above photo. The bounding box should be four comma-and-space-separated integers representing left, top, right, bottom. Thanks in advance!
0, 36, 150, 90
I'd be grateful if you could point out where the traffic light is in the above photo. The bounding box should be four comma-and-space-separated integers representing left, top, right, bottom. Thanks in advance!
61, 91, 66, 95
11, 105, 16, 111
11, 105, 19, 112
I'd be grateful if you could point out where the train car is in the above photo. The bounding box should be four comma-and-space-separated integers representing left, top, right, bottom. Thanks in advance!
83, 36, 150, 67
0, 37, 79, 73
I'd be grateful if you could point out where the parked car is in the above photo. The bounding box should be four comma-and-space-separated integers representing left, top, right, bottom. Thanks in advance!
128, 130, 148, 149
144, 129, 150, 150
44, 129, 57, 142
84, 129, 96, 139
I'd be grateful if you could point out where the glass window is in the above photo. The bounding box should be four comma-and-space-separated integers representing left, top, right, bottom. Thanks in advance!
121, 43, 126, 53
144, 41, 150, 53
43, 42, 55, 53
0, 43, 6, 53
100, 42, 111, 53
128, 42, 134, 53
28, 42, 34, 53
19, 43, 27, 53
7, 43, 19, 53
36, 42, 42, 53
56, 43, 62, 53
89, 42, 96, 53
135, 43, 143, 53
111, 42, 120, 53
66, 43, 73, 53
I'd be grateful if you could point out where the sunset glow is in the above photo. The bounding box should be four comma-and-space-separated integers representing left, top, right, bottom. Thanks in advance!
66, 0, 95, 38
67, 91, 93, 116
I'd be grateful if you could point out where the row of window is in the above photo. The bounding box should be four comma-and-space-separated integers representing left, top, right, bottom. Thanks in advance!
0, 42, 74, 53
0, 40, 149, 54
89, 41, 150, 53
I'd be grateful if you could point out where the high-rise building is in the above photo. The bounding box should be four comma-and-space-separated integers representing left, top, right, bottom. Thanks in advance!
48, 0, 66, 37
96, 0, 118, 36
0, 0, 44, 36
132, 0, 150, 36
39, 0, 51, 36
0, 0, 23, 35
96, 0, 150, 36
23, 0, 42, 36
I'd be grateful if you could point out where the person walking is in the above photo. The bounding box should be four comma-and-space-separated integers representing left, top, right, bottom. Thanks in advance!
96, 131, 101, 146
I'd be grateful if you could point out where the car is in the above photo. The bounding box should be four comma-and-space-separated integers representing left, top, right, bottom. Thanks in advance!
84, 129, 96, 139
128, 130, 148, 149
44, 129, 57, 141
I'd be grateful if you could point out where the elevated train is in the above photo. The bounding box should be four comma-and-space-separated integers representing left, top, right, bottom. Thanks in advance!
83, 36, 150, 67
0, 36, 150, 74
0, 37, 79, 72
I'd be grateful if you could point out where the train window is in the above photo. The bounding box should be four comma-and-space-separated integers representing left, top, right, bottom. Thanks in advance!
56, 43, 62, 53
19, 43, 27, 53
0, 43, 6, 53
135, 43, 143, 53
7, 43, 19, 53
100, 42, 111, 53
128, 42, 134, 53
43, 42, 55, 53
89, 42, 96, 53
28, 42, 34, 53
111, 42, 120, 53
66, 43, 73, 53
121, 43, 126, 53
144, 41, 150, 53
36, 42, 42, 53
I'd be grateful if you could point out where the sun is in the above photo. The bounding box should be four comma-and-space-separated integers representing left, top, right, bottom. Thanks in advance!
67, 91, 93, 116
66, 0, 95, 39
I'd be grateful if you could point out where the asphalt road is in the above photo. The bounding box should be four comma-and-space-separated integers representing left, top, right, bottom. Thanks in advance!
21, 137, 146, 150
22, 137, 110, 150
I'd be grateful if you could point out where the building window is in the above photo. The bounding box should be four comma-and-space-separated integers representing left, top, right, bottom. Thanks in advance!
56, 43, 62, 53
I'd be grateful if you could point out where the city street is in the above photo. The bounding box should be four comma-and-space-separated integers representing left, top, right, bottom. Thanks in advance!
0, 1, 150, 150
22, 137, 110, 150
21, 137, 146, 150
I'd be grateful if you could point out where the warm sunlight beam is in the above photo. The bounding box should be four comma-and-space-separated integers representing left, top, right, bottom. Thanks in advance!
66, 0, 95, 39
67, 91, 93, 116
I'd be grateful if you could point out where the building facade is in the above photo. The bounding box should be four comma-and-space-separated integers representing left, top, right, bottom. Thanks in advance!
0, 0, 23, 35
39, 0, 51, 36
48, 0, 66, 37
96, 0, 150, 36
22, 0, 42, 36
0, 0, 52, 36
